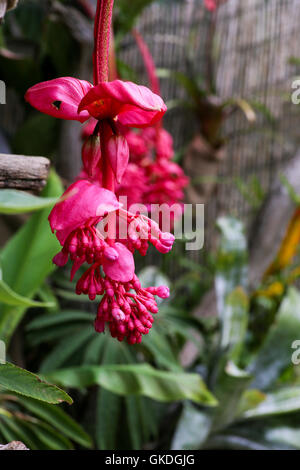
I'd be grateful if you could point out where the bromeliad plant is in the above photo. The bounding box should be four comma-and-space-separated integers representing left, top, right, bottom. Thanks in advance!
25, 0, 175, 345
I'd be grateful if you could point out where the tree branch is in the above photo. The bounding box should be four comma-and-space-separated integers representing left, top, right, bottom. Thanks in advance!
0, 154, 50, 191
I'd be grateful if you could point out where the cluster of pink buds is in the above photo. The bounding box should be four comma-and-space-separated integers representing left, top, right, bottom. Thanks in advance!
25, 0, 174, 344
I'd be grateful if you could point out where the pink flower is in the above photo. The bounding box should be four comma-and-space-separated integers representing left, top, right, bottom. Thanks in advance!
25, 0, 172, 345
93, 275, 169, 344
25, 77, 93, 123
49, 179, 120, 245
78, 79, 166, 128
116, 163, 148, 208
26, 78, 166, 129
49, 178, 173, 343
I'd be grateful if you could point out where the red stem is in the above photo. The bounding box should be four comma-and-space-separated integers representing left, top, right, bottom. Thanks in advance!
132, 29, 162, 136
93, 0, 116, 245
93, 0, 115, 85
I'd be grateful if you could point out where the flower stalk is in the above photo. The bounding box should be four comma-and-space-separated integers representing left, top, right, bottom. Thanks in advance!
93, 0, 115, 85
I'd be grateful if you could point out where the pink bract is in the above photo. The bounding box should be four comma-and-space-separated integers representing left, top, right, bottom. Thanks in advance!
78, 79, 167, 127
48, 179, 121, 244
25, 77, 93, 123
102, 242, 135, 282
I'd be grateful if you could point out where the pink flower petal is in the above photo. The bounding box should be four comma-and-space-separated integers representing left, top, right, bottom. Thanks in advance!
78, 79, 167, 127
49, 180, 121, 244
103, 242, 135, 282
25, 77, 93, 122
106, 134, 129, 184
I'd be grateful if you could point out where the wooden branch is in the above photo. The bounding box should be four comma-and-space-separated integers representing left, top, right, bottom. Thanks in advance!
0, 154, 50, 191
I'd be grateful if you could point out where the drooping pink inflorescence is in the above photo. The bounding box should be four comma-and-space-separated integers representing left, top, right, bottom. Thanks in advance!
25, 0, 174, 344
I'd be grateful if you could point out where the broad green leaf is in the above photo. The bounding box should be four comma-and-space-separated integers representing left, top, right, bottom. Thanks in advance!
0, 189, 57, 214
171, 403, 211, 450
125, 396, 143, 450
18, 397, 92, 448
46, 363, 217, 405
240, 387, 300, 419
265, 426, 300, 449
27, 310, 93, 331
212, 362, 252, 431
36, 282, 59, 312
220, 288, 249, 362
214, 217, 248, 366
96, 340, 124, 450
0, 362, 72, 404
22, 420, 73, 450
39, 327, 95, 373
0, 171, 63, 343
142, 326, 182, 372
0, 414, 37, 450
249, 287, 300, 390
204, 434, 272, 450
0, 268, 54, 308
215, 217, 248, 316
236, 389, 267, 416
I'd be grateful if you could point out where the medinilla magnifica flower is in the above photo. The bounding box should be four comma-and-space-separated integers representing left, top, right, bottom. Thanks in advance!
49, 179, 173, 344
25, 0, 172, 344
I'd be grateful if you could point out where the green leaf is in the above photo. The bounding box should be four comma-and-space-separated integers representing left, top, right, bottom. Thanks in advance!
46, 363, 217, 405
0, 413, 36, 450
0, 267, 54, 308
215, 217, 249, 363
142, 326, 182, 372
212, 362, 252, 431
240, 387, 300, 419
18, 397, 92, 448
204, 433, 271, 450
27, 310, 93, 331
215, 217, 248, 313
22, 419, 73, 450
0, 362, 72, 404
96, 340, 124, 450
39, 327, 95, 373
0, 170, 63, 343
0, 189, 58, 214
219, 288, 249, 363
249, 287, 300, 390
265, 426, 300, 449
171, 403, 212, 450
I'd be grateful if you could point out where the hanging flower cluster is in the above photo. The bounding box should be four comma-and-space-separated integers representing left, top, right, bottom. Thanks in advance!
80, 30, 189, 218
25, 0, 174, 344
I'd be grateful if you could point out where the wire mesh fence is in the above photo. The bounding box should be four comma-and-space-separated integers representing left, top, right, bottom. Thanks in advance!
120, 0, 300, 274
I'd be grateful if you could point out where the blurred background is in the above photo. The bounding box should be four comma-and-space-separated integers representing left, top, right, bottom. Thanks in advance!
1, 0, 300, 451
